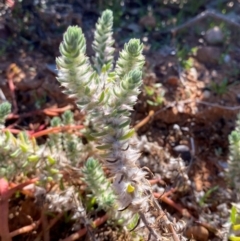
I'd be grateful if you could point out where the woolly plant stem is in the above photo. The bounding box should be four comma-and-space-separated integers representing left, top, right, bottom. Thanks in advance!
56, 10, 183, 240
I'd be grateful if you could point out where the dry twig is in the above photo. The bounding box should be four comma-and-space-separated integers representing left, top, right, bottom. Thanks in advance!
171, 9, 240, 35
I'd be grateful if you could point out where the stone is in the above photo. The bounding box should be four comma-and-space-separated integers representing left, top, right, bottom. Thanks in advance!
173, 124, 180, 131
223, 54, 231, 63
128, 8, 140, 15
181, 127, 189, 132
202, 89, 211, 99
196, 46, 221, 65
185, 226, 209, 241
189, 67, 198, 80
46, 64, 58, 75
126, 23, 141, 32
236, 93, 240, 103
139, 15, 156, 29
173, 145, 191, 163
176, 103, 184, 113
205, 26, 224, 45
166, 76, 179, 86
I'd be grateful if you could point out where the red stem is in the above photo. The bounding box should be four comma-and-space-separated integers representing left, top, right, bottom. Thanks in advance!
30, 125, 84, 138
61, 214, 108, 241
154, 192, 192, 217
0, 178, 11, 241
0, 178, 39, 241
7, 105, 73, 120
10, 220, 41, 238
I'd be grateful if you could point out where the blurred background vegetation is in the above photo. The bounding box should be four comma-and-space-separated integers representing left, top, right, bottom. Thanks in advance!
1, 0, 240, 57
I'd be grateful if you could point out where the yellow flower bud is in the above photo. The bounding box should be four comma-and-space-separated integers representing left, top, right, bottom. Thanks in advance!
127, 183, 135, 193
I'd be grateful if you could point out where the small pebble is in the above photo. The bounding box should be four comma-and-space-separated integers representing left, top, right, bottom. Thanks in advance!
185, 225, 209, 241
205, 26, 224, 45
189, 67, 198, 80
181, 127, 189, 132
173, 145, 191, 163
236, 94, 240, 103
218, 172, 225, 178
46, 64, 58, 75
202, 89, 211, 99
173, 124, 180, 130
224, 54, 231, 63
211, 70, 218, 78
126, 23, 141, 32
166, 76, 179, 86
139, 15, 156, 29
218, 160, 228, 169
196, 47, 221, 65
177, 103, 184, 113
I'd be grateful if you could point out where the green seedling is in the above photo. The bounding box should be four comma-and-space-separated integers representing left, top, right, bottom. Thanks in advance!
144, 83, 165, 106
210, 78, 229, 95
229, 205, 240, 241
199, 185, 219, 207
177, 45, 194, 70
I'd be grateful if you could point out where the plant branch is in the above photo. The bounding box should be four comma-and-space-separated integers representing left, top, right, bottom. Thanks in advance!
171, 9, 240, 35
10, 220, 41, 238
0, 178, 39, 241
61, 214, 108, 241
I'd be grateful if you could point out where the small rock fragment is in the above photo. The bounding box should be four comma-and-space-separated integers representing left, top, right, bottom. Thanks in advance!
236, 93, 240, 103
202, 89, 211, 99
46, 64, 58, 75
185, 226, 209, 241
196, 46, 221, 65
166, 76, 179, 86
223, 54, 231, 63
139, 15, 156, 29
181, 127, 189, 132
126, 23, 141, 32
205, 26, 224, 45
173, 145, 191, 163
218, 160, 228, 169
129, 8, 140, 15
189, 67, 198, 80
173, 124, 180, 131
176, 103, 184, 113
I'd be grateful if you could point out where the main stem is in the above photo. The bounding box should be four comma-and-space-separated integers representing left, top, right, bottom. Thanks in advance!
0, 178, 11, 241
0, 178, 38, 241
